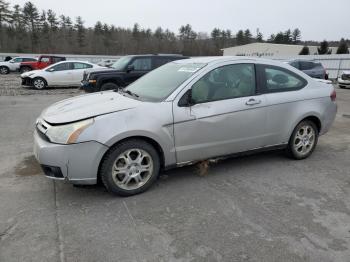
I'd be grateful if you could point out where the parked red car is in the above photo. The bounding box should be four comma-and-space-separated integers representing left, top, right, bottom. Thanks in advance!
19, 55, 66, 73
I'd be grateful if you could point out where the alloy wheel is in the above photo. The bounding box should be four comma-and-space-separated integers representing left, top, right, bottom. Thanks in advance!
33, 79, 45, 89
112, 148, 154, 191
293, 124, 316, 156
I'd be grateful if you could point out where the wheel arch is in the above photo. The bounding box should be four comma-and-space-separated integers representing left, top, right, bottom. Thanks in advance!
97, 135, 166, 183
288, 114, 322, 141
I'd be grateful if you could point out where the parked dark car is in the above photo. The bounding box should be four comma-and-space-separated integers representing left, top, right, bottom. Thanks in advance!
287, 60, 328, 80
81, 54, 188, 92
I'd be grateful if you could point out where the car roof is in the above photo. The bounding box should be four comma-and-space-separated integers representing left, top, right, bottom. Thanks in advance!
172, 56, 275, 65
54, 60, 94, 64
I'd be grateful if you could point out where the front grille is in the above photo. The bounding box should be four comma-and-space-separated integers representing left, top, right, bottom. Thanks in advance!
341, 74, 350, 80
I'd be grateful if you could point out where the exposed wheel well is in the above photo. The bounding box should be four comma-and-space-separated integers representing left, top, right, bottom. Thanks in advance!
301, 116, 321, 133
97, 136, 165, 183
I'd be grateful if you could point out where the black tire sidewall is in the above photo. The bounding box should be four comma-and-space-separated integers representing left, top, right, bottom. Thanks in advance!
20, 67, 31, 74
0, 66, 9, 74
100, 139, 160, 196
101, 82, 119, 91
288, 120, 319, 160
33, 77, 47, 90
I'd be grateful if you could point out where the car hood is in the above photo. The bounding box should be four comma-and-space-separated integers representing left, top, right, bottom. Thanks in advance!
42, 91, 142, 124
21, 69, 41, 78
342, 70, 350, 75
0, 61, 10, 66
85, 67, 123, 75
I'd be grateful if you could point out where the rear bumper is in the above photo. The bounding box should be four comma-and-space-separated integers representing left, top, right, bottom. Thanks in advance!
34, 129, 109, 185
320, 102, 337, 136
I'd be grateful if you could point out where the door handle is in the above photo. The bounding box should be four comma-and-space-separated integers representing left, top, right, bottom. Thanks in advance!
245, 98, 261, 106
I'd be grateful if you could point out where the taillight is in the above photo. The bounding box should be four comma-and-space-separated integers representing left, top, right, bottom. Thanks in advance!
330, 89, 336, 101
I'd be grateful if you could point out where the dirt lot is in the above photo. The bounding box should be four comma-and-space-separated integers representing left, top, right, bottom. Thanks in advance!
0, 73, 350, 262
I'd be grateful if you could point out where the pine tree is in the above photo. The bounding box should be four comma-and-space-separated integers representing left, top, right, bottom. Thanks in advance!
74, 16, 85, 52
23, 1, 40, 52
244, 29, 252, 44
299, 46, 310, 55
318, 40, 332, 55
236, 30, 244, 45
292, 28, 301, 44
336, 38, 349, 54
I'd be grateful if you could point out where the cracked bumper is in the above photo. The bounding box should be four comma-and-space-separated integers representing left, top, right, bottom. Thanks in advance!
34, 129, 109, 185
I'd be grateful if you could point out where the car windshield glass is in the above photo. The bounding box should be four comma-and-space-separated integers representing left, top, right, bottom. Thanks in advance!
111, 57, 132, 70
124, 62, 207, 102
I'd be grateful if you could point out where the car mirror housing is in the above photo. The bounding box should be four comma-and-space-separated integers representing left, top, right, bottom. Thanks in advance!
126, 65, 135, 72
47, 68, 55, 72
178, 89, 195, 107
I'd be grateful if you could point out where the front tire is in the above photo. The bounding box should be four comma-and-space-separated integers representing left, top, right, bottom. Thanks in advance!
287, 120, 319, 160
0, 66, 10, 75
101, 82, 119, 91
100, 139, 160, 196
32, 77, 47, 90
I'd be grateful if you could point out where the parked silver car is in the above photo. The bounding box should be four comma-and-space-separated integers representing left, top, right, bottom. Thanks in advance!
34, 57, 337, 196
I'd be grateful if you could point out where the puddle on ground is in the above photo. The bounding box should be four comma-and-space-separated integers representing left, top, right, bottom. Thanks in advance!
15, 155, 42, 176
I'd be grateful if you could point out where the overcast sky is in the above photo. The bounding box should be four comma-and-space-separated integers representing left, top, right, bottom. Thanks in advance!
11, 0, 350, 41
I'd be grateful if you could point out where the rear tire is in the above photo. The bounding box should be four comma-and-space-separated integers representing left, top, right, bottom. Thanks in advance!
0, 66, 10, 75
286, 120, 319, 160
100, 139, 160, 196
20, 66, 32, 74
101, 82, 119, 91
32, 77, 47, 90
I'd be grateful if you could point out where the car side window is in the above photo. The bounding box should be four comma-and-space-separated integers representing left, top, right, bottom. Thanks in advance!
51, 63, 70, 71
12, 58, 22, 63
258, 65, 307, 93
41, 57, 50, 63
300, 61, 315, 70
73, 63, 92, 69
129, 58, 152, 71
154, 57, 172, 68
191, 64, 256, 104
23, 58, 36, 62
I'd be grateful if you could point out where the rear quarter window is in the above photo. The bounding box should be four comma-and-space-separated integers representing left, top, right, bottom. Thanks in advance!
257, 64, 307, 93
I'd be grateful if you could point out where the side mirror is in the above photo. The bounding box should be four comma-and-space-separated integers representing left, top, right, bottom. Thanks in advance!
47, 68, 55, 72
126, 65, 135, 72
178, 89, 195, 107
9, 60, 15, 63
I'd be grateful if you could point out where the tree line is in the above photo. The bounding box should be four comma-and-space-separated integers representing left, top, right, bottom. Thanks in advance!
0, 0, 348, 56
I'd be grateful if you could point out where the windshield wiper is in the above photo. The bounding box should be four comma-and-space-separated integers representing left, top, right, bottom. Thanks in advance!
116, 89, 139, 98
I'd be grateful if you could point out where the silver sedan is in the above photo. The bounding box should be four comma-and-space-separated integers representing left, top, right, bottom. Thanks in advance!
33, 57, 337, 196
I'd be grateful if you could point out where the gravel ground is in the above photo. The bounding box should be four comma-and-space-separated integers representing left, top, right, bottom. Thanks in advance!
0, 73, 84, 96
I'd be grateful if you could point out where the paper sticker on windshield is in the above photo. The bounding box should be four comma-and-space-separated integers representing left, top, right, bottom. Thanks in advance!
178, 67, 201, 73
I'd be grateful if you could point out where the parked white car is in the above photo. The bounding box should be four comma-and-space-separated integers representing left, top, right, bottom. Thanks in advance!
0, 57, 37, 74
338, 71, 350, 88
21, 61, 104, 89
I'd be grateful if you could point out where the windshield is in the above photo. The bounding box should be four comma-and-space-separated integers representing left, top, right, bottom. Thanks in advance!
124, 62, 207, 102
111, 56, 132, 70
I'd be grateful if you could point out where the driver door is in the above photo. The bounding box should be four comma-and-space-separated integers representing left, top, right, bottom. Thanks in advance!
124, 57, 152, 85
172, 63, 268, 163
46, 62, 73, 86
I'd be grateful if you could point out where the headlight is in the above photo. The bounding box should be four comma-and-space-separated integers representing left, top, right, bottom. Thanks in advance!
45, 118, 94, 144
